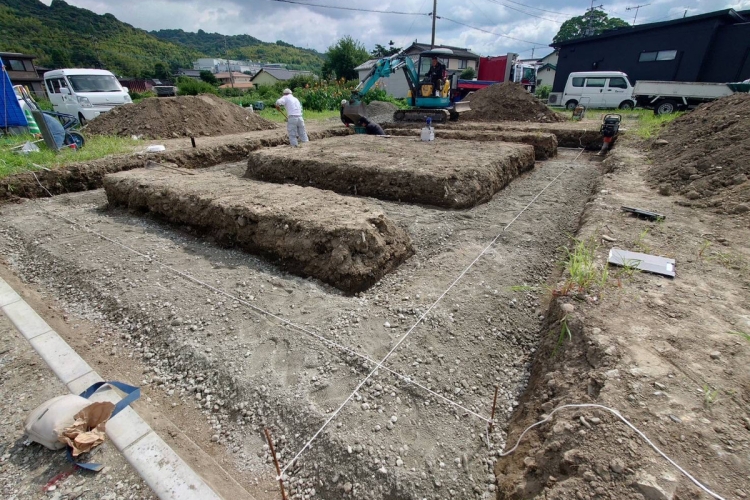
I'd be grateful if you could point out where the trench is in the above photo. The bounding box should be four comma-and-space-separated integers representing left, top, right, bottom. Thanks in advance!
0, 148, 603, 500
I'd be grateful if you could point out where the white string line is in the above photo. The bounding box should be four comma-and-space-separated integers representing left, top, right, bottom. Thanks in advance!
499, 403, 726, 500
503, 148, 585, 232
278, 153, 586, 476
40, 209, 490, 424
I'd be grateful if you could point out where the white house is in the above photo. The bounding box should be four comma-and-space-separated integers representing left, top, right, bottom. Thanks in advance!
535, 51, 558, 89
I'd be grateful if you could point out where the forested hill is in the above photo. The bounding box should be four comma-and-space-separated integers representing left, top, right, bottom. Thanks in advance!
150, 30, 325, 72
0, 0, 200, 77
0, 0, 324, 77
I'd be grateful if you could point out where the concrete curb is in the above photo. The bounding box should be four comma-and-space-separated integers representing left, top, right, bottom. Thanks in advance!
0, 277, 224, 500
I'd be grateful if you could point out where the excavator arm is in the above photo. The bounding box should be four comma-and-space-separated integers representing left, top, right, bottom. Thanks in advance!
353, 55, 419, 98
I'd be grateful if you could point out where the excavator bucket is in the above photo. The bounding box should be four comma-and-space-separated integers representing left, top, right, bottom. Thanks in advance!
453, 100, 472, 114
342, 102, 368, 124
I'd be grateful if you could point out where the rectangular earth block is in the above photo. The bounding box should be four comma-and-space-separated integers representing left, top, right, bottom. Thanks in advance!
381, 128, 557, 160
103, 169, 414, 293
244, 135, 535, 209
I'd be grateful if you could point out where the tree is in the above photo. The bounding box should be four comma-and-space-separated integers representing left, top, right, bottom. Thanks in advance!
199, 70, 219, 85
459, 67, 476, 80
321, 36, 370, 80
370, 40, 401, 58
553, 10, 630, 44
153, 62, 172, 80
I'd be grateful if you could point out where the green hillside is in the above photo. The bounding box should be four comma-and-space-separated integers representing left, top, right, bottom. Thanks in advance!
151, 30, 325, 72
0, 0, 200, 77
0, 0, 325, 78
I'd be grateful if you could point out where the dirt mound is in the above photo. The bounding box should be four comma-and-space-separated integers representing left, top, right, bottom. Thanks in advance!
86, 94, 278, 139
365, 100, 398, 124
460, 82, 565, 123
648, 93, 750, 213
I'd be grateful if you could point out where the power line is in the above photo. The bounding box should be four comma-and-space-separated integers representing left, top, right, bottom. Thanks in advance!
270, 0, 430, 15
484, 0, 564, 23
500, 0, 571, 17
436, 15, 549, 46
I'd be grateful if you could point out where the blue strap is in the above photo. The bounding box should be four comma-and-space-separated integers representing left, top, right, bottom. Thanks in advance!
66, 447, 104, 472
66, 381, 141, 472
79, 381, 141, 418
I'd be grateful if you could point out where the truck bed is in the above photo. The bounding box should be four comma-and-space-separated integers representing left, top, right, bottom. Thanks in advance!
633, 81, 733, 99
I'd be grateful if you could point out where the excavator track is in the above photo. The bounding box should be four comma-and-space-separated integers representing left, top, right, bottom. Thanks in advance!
393, 109, 451, 124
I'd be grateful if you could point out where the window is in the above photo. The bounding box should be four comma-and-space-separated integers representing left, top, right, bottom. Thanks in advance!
7, 59, 25, 72
585, 78, 606, 87
458, 59, 468, 69
639, 50, 677, 62
67, 75, 121, 92
656, 50, 677, 61
571, 77, 585, 87
46, 78, 66, 94
609, 77, 628, 89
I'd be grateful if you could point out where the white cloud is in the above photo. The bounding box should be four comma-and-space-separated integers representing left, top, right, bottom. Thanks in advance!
44, 0, 730, 55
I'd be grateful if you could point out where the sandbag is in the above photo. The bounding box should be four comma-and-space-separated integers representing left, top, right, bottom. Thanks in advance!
24, 394, 92, 450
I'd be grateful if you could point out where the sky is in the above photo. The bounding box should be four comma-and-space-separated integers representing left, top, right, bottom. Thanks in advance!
44, 0, 750, 57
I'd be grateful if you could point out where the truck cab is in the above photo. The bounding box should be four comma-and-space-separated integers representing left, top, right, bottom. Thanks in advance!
44, 69, 132, 125
561, 71, 635, 110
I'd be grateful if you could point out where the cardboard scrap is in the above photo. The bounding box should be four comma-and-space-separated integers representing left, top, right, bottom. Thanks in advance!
59, 401, 115, 457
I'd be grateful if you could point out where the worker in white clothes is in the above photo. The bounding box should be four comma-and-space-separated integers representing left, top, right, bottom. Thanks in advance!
275, 88, 309, 147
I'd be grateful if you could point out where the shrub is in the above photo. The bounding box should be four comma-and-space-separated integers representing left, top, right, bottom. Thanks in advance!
459, 67, 476, 80
129, 90, 156, 100
535, 85, 552, 100
176, 77, 218, 96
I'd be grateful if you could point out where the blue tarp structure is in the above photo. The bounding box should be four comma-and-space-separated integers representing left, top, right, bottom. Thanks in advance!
1, 57, 28, 128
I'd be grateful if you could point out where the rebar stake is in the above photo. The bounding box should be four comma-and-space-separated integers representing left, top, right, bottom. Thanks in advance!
488, 385, 499, 434
264, 428, 288, 500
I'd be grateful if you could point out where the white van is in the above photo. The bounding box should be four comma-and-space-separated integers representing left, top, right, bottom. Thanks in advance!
44, 69, 132, 124
561, 71, 635, 110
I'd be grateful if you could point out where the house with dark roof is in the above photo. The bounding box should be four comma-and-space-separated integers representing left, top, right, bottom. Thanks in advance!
354, 42, 480, 98
1, 52, 46, 99
250, 68, 313, 86
551, 8, 750, 92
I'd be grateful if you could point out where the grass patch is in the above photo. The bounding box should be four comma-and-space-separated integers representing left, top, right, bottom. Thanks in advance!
555, 237, 609, 296
632, 111, 682, 139
552, 314, 573, 356
729, 330, 750, 343
0, 133, 140, 180
252, 108, 340, 123
633, 227, 651, 254
702, 383, 719, 410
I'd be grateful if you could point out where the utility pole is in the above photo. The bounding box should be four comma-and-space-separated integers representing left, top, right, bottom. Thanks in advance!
585, 1, 604, 37
625, 3, 650, 25
224, 36, 234, 88
431, 0, 437, 48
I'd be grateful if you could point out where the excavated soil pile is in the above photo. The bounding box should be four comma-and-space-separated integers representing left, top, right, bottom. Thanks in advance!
103, 169, 413, 293
461, 82, 565, 123
648, 93, 750, 213
382, 128, 557, 160
366, 101, 398, 124
87, 94, 278, 139
245, 135, 535, 208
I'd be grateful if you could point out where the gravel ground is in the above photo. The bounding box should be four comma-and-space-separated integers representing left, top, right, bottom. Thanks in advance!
0, 315, 155, 500
0, 149, 600, 499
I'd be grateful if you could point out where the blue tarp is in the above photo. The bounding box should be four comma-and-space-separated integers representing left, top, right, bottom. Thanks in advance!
1, 57, 28, 128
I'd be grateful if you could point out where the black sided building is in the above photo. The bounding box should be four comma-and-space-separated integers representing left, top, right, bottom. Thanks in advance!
552, 8, 750, 92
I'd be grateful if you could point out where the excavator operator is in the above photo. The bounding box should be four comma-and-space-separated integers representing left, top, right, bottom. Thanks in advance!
425, 57, 446, 97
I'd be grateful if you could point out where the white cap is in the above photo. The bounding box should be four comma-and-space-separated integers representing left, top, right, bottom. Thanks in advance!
283, 88, 292, 95
341, 99, 348, 105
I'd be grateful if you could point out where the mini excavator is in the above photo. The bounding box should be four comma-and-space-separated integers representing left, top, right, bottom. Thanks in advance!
342, 48, 471, 125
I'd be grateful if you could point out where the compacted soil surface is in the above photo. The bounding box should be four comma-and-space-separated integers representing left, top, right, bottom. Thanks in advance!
0, 147, 599, 499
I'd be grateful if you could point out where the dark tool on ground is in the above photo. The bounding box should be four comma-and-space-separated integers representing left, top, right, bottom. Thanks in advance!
598, 114, 621, 155
621, 206, 665, 221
